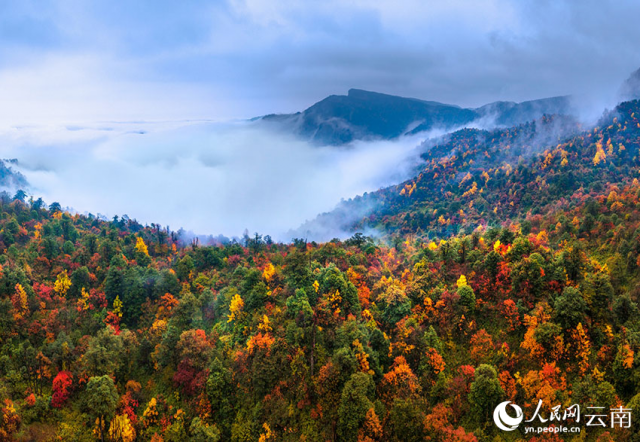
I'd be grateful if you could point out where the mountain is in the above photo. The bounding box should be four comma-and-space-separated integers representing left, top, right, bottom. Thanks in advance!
0, 159, 28, 191
5, 71, 640, 441
294, 98, 640, 240
4, 103, 640, 442
473, 95, 573, 127
4, 124, 640, 440
261, 88, 574, 145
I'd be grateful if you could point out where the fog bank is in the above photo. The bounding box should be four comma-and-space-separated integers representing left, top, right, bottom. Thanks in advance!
1, 121, 434, 240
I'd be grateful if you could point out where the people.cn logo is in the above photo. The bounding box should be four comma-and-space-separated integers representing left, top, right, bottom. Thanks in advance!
494, 401, 524, 431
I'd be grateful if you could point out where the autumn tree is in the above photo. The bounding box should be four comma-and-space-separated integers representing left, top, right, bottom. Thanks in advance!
174, 329, 212, 396
469, 330, 494, 365
51, 371, 73, 408
108, 414, 136, 442
134, 237, 152, 266
456, 276, 476, 314
84, 375, 119, 442
379, 283, 411, 325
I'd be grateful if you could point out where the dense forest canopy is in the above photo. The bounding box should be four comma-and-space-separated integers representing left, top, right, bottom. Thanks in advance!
2, 102, 640, 441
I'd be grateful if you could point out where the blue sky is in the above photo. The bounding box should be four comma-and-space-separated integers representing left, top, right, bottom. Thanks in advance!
1, 0, 639, 123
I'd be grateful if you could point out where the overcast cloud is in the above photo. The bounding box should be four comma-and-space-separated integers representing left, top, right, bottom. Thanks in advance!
0, 0, 639, 125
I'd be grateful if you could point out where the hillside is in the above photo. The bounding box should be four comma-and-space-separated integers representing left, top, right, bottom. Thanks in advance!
1, 107, 640, 441
262, 89, 574, 145
299, 99, 640, 243
0, 160, 28, 192
0, 160, 639, 440
3, 1, 640, 441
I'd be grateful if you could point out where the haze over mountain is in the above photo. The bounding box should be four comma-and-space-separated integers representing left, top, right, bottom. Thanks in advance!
620, 67, 640, 101
262, 88, 574, 145
0, 160, 28, 192
285, 67, 640, 240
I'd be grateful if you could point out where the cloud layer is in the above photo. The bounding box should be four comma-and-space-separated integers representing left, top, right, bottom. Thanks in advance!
0, 0, 639, 124
2, 122, 428, 239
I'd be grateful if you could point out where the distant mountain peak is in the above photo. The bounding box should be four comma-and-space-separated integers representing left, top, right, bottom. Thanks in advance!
261, 89, 576, 145
347, 88, 377, 97
345, 88, 461, 107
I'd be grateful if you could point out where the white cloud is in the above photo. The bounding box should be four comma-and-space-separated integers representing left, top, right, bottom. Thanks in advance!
0, 0, 638, 122
2, 121, 428, 240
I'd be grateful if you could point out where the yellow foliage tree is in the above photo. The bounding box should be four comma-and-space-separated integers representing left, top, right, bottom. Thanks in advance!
258, 423, 274, 442
142, 398, 158, 428
353, 339, 374, 375
606, 138, 614, 155
572, 323, 591, 376
462, 182, 477, 198
113, 296, 123, 318
15, 283, 28, 311
135, 237, 150, 257
521, 314, 544, 360
108, 414, 136, 442
33, 223, 42, 239
593, 141, 606, 165
262, 263, 276, 283
12, 283, 28, 320
329, 290, 342, 313
227, 294, 244, 323
77, 287, 91, 311
54, 271, 72, 297
456, 275, 467, 288
257, 315, 272, 333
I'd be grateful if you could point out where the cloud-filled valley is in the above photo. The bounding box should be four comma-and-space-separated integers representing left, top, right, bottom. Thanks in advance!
0, 121, 433, 241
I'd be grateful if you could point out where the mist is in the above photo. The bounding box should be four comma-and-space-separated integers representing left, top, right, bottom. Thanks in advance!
0, 121, 435, 241
0, 85, 620, 243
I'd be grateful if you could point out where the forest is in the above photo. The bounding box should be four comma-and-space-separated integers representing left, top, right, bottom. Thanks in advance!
2, 103, 640, 441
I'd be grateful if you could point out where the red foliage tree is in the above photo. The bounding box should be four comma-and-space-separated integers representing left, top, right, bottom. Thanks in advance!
51, 371, 73, 408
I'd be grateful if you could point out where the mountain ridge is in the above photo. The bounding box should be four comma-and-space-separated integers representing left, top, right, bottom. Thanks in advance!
261, 88, 574, 145
292, 98, 640, 241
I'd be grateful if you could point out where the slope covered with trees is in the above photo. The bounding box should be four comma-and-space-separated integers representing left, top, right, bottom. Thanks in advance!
316, 99, 640, 241
2, 102, 640, 441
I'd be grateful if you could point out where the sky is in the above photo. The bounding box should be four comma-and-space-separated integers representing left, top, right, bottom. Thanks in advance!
0, 0, 639, 124
0, 0, 639, 239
